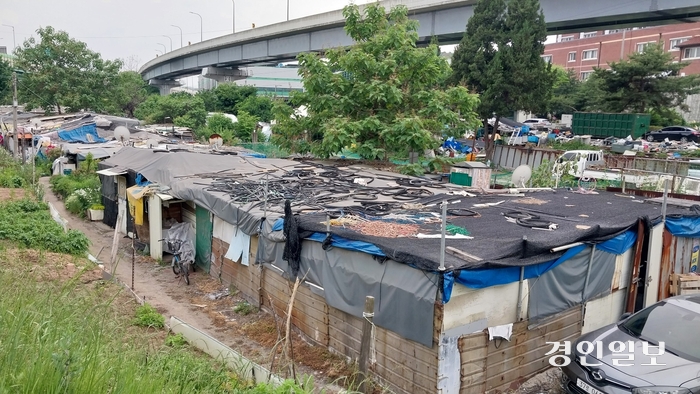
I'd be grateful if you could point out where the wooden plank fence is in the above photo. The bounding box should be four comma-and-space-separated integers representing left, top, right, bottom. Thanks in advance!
459, 308, 582, 394
493, 145, 690, 176
212, 235, 440, 394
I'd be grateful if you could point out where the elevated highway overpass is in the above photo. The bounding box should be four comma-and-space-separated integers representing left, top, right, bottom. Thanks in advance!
139, 0, 700, 93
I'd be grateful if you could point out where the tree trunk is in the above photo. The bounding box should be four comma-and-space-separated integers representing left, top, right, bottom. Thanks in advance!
57, 103, 62, 115
483, 118, 497, 161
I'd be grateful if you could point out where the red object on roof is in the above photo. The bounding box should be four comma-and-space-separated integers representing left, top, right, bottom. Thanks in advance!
676, 36, 700, 48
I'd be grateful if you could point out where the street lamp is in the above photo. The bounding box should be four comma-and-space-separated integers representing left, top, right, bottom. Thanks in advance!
189, 11, 203, 42
232, 0, 236, 33
157, 43, 167, 54
162, 35, 172, 52
155, 49, 163, 56
2, 24, 15, 51
171, 25, 183, 48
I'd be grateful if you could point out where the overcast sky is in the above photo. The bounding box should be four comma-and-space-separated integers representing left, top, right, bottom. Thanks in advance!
1, 0, 376, 69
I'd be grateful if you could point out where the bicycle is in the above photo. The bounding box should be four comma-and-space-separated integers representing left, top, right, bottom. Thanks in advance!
159, 238, 193, 285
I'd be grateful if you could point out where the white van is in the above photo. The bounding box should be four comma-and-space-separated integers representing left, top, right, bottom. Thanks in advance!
553, 150, 605, 178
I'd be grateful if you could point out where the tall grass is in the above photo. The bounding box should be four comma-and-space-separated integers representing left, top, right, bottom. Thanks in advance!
0, 250, 308, 393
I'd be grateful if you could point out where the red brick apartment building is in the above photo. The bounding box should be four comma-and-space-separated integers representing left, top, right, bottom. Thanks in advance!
543, 22, 700, 80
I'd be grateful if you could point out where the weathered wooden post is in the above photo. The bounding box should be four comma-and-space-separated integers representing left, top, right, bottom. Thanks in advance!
359, 295, 375, 393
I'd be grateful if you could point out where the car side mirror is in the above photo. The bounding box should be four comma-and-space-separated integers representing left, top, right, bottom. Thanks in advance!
619, 312, 632, 322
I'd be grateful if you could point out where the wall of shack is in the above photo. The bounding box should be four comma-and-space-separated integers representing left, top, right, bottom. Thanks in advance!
211, 234, 441, 394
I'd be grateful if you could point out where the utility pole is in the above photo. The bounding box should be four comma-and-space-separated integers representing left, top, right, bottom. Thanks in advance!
12, 71, 18, 159
232, 0, 236, 33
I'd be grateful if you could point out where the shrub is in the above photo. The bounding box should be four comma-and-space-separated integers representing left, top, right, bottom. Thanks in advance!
233, 301, 256, 316
50, 173, 101, 200
165, 333, 187, 348
132, 303, 165, 329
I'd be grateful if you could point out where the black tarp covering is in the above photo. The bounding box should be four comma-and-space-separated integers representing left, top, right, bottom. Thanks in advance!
296, 191, 686, 272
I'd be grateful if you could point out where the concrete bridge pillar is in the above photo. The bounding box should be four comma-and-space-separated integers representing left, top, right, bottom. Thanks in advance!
149, 79, 182, 95
202, 67, 249, 83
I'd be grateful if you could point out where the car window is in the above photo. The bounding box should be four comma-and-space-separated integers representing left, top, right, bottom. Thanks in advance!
621, 301, 700, 361
560, 152, 577, 161
664, 127, 680, 132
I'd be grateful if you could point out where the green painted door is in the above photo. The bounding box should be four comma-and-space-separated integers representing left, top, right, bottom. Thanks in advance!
195, 205, 212, 273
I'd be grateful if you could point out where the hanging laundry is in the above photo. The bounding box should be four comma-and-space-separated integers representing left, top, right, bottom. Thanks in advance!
126, 185, 151, 226
225, 227, 251, 266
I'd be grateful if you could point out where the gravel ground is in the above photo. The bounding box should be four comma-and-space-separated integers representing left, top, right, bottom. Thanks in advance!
511, 368, 565, 394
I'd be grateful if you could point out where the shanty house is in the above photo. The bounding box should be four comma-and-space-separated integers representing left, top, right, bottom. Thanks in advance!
96, 147, 700, 394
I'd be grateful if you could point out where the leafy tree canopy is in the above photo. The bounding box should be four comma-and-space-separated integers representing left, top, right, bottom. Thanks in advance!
271, 3, 479, 160
134, 92, 207, 129
542, 66, 581, 118
451, 0, 554, 159
0, 59, 11, 105
236, 95, 273, 122
105, 71, 159, 118
14, 27, 122, 114
590, 43, 700, 114
197, 83, 274, 122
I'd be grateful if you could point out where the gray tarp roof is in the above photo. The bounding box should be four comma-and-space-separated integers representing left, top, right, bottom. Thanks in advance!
101, 147, 452, 236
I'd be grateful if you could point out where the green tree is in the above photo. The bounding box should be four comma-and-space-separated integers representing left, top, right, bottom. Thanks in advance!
0, 59, 11, 105
233, 111, 260, 142
236, 95, 274, 122
592, 43, 700, 114
214, 83, 257, 114
450, 0, 509, 159
451, 0, 554, 159
272, 3, 479, 160
134, 92, 207, 129
502, 0, 554, 114
105, 71, 158, 117
201, 113, 238, 144
14, 27, 122, 114
196, 88, 219, 112
545, 67, 581, 118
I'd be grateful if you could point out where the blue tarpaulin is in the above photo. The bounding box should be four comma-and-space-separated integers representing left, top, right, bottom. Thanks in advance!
443, 245, 587, 302
442, 137, 473, 154
270, 217, 639, 304
57, 123, 106, 144
135, 173, 151, 187
306, 233, 386, 256
666, 217, 700, 238
443, 229, 638, 303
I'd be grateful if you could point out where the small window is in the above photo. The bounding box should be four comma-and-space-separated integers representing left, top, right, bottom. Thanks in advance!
605, 29, 622, 35
636, 41, 659, 53
581, 32, 597, 38
560, 36, 574, 42
541, 55, 552, 63
684, 47, 700, 60
580, 71, 593, 81
670, 37, 690, 51
568, 52, 576, 62
582, 49, 598, 60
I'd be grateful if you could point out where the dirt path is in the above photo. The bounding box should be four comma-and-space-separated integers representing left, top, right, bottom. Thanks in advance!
39, 177, 347, 392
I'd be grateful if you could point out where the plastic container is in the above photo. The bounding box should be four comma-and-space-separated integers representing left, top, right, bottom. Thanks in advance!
450, 173, 472, 186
